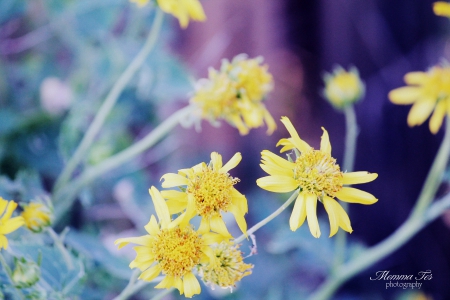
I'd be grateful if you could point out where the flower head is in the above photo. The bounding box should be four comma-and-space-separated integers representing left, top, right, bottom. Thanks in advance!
161, 152, 248, 238
256, 117, 378, 238
21, 201, 53, 233
0, 197, 24, 249
115, 187, 225, 298
433, 2, 450, 17
190, 54, 276, 135
388, 64, 450, 134
199, 242, 253, 290
12, 257, 41, 289
323, 66, 365, 109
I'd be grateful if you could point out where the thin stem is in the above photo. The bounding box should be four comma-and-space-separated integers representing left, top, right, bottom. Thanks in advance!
150, 287, 175, 300
46, 227, 74, 270
333, 105, 358, 270
234, 190, 299, 244
113, 274, 165, 300
53, 9, 165, 194
53, 105, 195, 223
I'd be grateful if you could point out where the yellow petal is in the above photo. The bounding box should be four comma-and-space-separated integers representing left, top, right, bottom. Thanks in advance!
228, 204, 247, 235
144, 215, 160, 236
149, 187, 171, 228
388, 86, 421, 104
276, 138, 296, 153
0, 235, 8, 250
138, 264, 162, 281
185, 0, 206, 21
433, 1, 450, 17
256, 175, 299, 193
160, 173, 189, 188
342, 172, 378, 185
220, 152, 242, 173
183, 272, 201, 298
289, 192, 307, 231
264, 108, 277, 135
0, 216, 24, 234
231, 188, 248, 214
280, 117, 311, 152
260, 150, 295, 177
407, 98, 436, 126
115, 235, 152, 249
209, 215, 232, 238
305, 193, 320, 238
2, 200, 17, 221
155, 274, 175, 289
0, 198, 8, 216
323, 196, 352, 237
335, 187, 378, 205
320, 127, 332, 155
210, 152, 223, 171
404, 71, 427, 85
197, 217, 210, 234
429, 100, 447, 134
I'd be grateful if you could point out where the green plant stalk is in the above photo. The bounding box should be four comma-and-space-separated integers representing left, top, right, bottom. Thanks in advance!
46, 227, 74, 270
333, 105, 358, 270
113, 271, 164, 300
234, 190, 299, 244
53, 9, 165, 195
53, 105, 195, 223
309, 118, 450, 300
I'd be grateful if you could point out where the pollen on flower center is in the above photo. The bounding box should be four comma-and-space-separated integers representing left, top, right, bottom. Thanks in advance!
294, 150, 343, 198
187, 167, 239, 217
151, 227, 203, 278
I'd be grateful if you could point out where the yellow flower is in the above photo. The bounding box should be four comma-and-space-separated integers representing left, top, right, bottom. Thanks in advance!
115, 187, 225, 298
190, 54, 276, 135
199, 241, 253, 289
323, 66, 365, 109
0, 197, 24, 249
256, 117, 378, 238
388, 65, 450, 134
21, 202, 53, 233
433, 1, 450, 17
161, 152, 248, 238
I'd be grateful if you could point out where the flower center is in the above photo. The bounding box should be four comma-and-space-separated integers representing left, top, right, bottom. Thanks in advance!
151, 227, 203, 278
187, 166, 239, 217
293, 150, 343, 198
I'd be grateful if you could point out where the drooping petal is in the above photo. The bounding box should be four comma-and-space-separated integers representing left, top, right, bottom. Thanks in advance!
138, 264, 162, 281
160, 173, 189, 188
335, 187, 378, 205
149, 187, 171, 228
183, 272, 201, 298
342, 172, 378, 185
429, 100, 447, 134
197, 218, 210, 234
256, 175, 298, 193
210, 215, 232, 238
323, 196, 352, 237
155, 275, 175, 289
228, 204, 247, 235
320, 127, 332, 155
289, 192, 307, 231
220, 152, 242, 173
388, 86, 421, 104
231, 188, 248, 214
280, 117, 311, 153
407, 98, 436, 126
305, 193, 320, 238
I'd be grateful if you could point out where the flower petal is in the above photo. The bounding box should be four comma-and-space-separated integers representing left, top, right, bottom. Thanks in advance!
115, 235, 153, 249
407, 98, 436, 127
220, 152, 242, 173
323, 196, 352, 237
256, 175, 298, 193
320, 127, 332, 155
388, 86, 421, 104
149, 186, 171, 228
289, 192, 307, 231
305, 193, 320, 238
138, 264, 162, 281
342, 172, 378, 185
280, 117, 311, 152
429, 100, 447, 134
183, 272, 201, 298
210, 152, 223, 171
144, 215, 160, 236
228, 204, 247, 235
0, 216, 24, 234
335, 187, 378, 205
404, 71, 427, 85
210, 215, 232, 238
160, 173, 189, 188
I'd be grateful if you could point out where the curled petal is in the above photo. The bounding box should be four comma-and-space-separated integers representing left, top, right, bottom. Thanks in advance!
280, 117, 311, 153
221, 152, 242, 173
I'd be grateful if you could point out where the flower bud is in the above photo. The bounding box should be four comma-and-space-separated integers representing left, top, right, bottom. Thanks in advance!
12, 257, 40, 289
21, 202, 53, 233
323, 66, 365, 109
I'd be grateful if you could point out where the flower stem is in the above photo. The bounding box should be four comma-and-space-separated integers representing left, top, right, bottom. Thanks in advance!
53, 9, 164, 195
234, 190, 299, 244
113, 272, 165, 300
53, 105, 194, 223
46, 227, 74, 270
333, 105, 358, 270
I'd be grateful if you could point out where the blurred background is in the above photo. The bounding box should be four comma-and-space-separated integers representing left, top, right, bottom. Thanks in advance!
1, 0, 449, 299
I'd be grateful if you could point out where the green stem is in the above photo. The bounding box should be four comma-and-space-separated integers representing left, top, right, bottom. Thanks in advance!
333, 105, 358, 270
113, 272, 165, 300
234, 190, 299, 244
309, 118, 450, 300
46, 227, 74, 270
53, 9, 165, 195
53, 105, 195, 223
150, 287, 175, 300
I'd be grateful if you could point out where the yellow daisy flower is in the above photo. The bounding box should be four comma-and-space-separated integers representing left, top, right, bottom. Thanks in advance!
190, 54, 276, 135
256, 117, 378, 238
115, 187, 225, 298
160, 152, 248, 238
0, 197, 24, 249
21, 202, 53, 233
323, 66, 365, 109
433, 1, 450, 17
199, 241, 253, 289
388, 65, 450, 134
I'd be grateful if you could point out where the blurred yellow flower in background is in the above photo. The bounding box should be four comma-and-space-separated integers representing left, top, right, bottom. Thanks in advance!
323, 66, 365, 109
0, 197, 24, 250
256, 117, 378, 238
115, 187, 226, 298
388, 65, 450, 134
161, 152, 248, 238
191, 54, 276, 135
21, 202, 53, 233
433, 1, 450, 17
199, 241, 253, 289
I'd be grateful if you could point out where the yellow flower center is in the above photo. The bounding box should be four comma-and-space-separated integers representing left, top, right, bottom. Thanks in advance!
187, 166, 239, 217
294, 150, 343, 198
151, 227, 203, 277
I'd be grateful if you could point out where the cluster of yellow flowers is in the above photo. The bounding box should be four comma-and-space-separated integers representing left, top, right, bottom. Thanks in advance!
115, 153, 253, 297
190, 54, 276, 135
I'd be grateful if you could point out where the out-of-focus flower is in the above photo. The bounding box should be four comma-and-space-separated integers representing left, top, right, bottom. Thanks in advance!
21, 202, 53, 233
0, 197, 24, 249
323, 66, 365, 109
115, 187, 226, 298
190, 54, 276, 135
433, 1, 450, 17
130, 0, 206, 29
161, 152, 248, 238
12, 257, 41, 288
388, 65, 450, 134
256, 117, 378, 238
199, 241, 253, 290
40, 77, 73, 115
